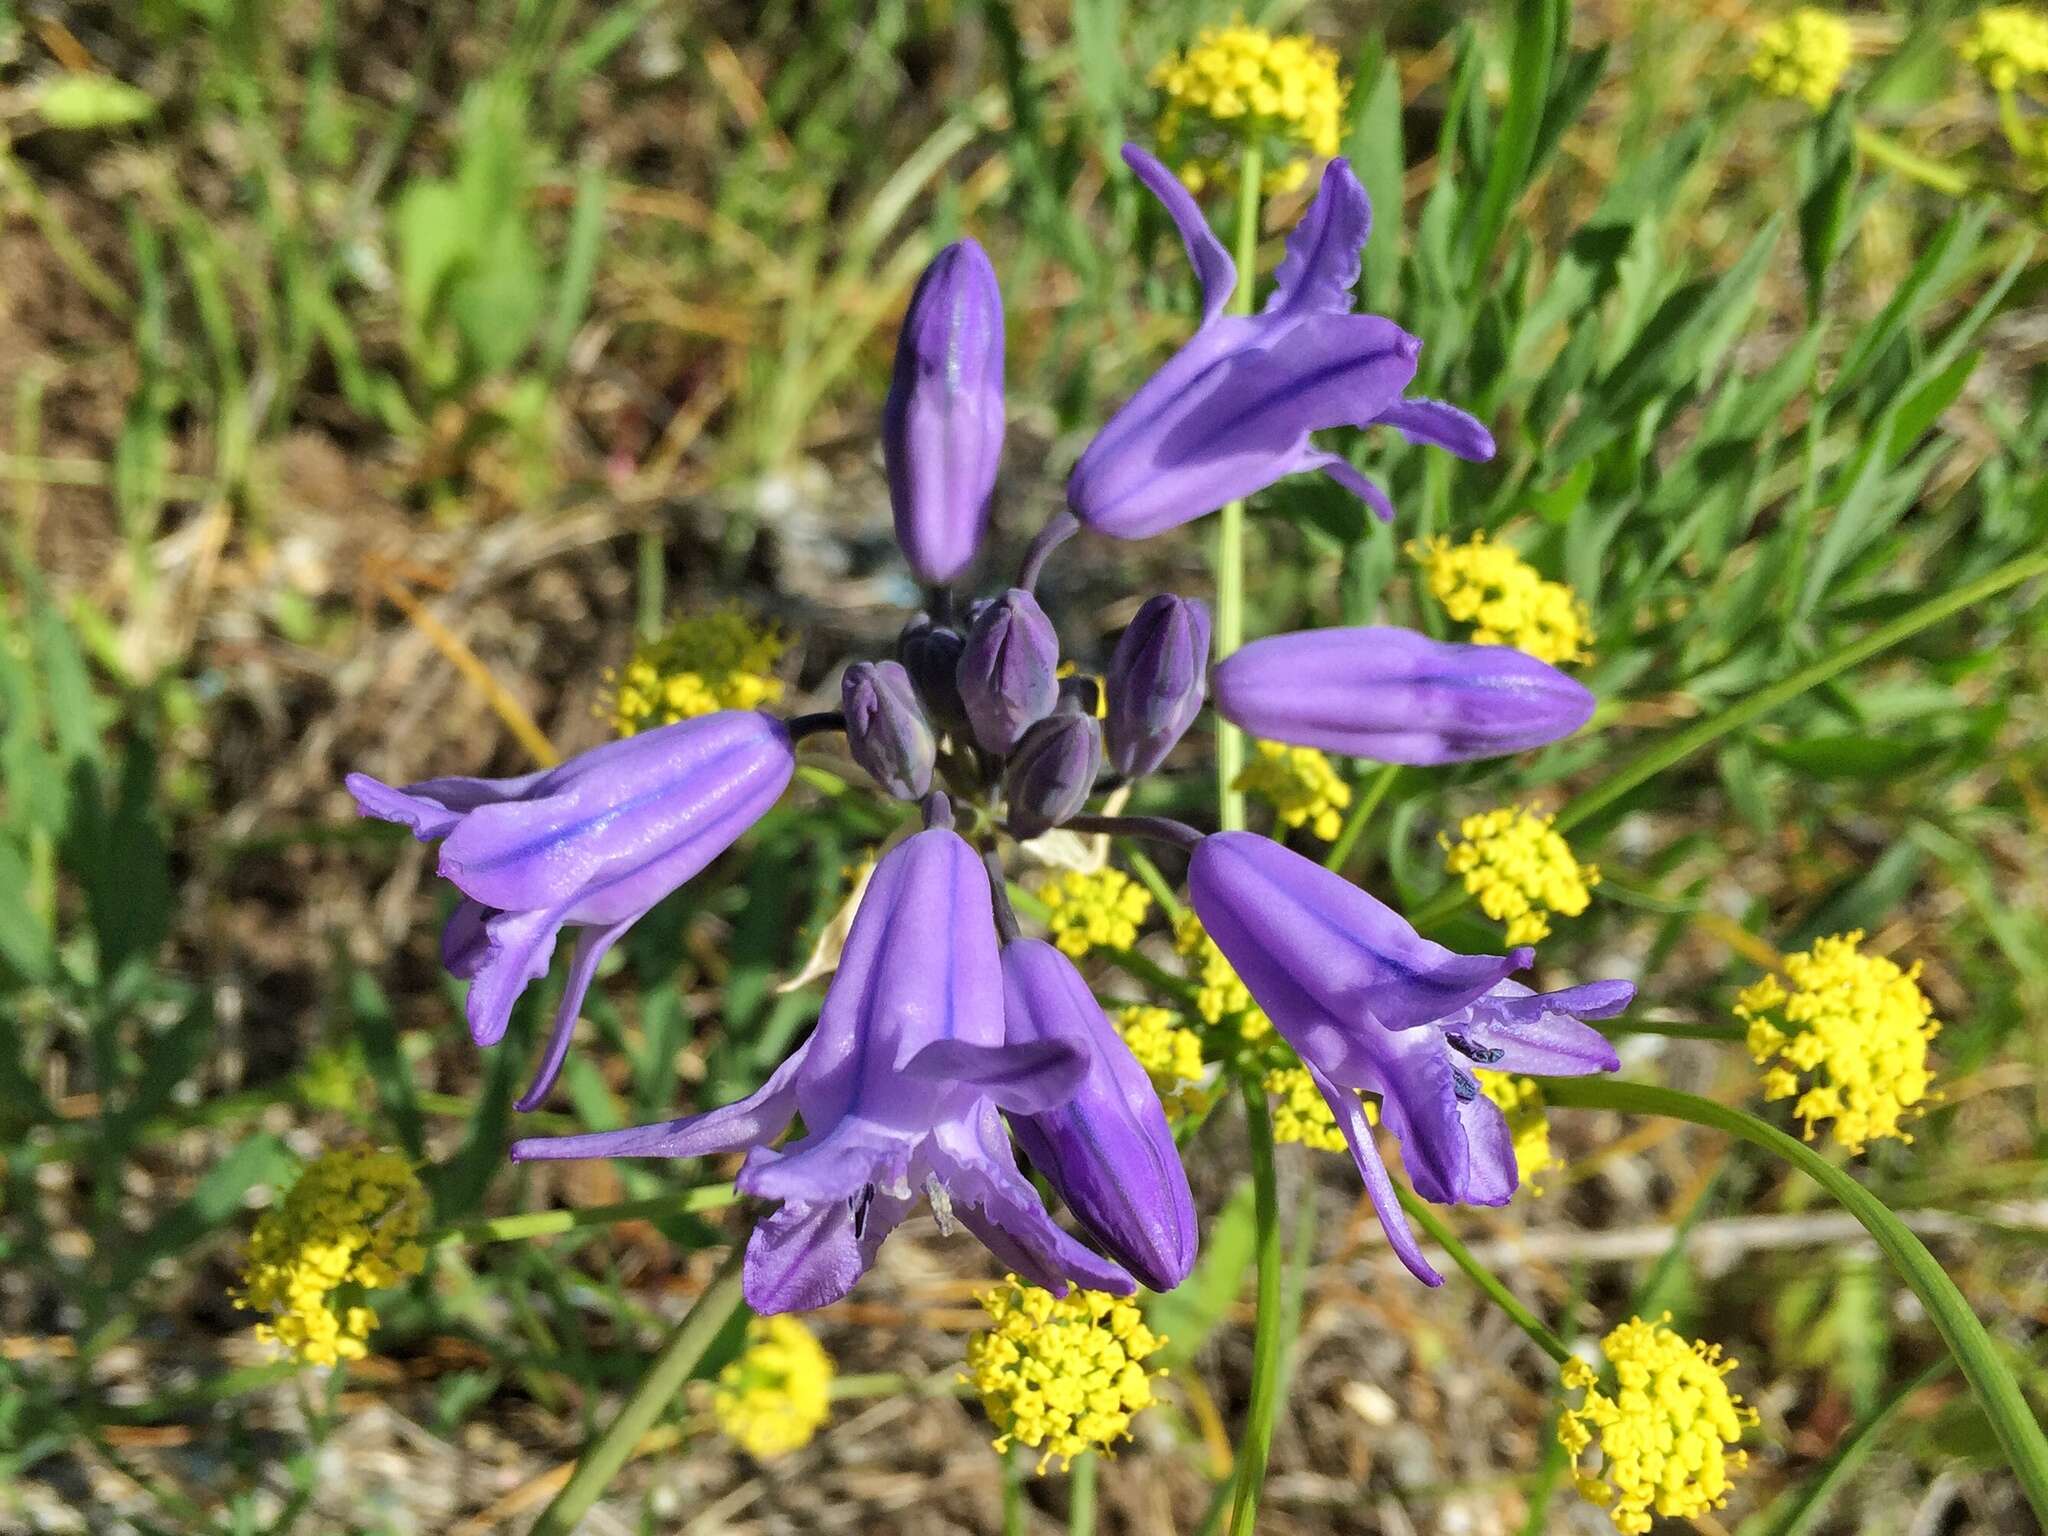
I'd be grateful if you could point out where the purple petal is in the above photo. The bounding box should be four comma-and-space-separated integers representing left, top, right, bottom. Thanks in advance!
1371, 397, 1495, 461
1264, 158, 1370, 317
515, 918, 633, 1111
1211, 626, 1596, 763
934, 1105, 1136, 1295
1299, 450, 1397, 522
440, 898, 494, 980
1306, 1061, 1443, 1286
902, 1037, 1088, 1114
1123, 142, 1235, 324
743, 1200, 871, 1315
508, 1038, 809, 1162
739, 1123, 914, 1205
1461, 979, 1630, 1076
465, 907, 562, 1047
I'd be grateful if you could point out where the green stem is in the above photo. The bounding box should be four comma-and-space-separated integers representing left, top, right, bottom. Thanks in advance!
1227, 1078, 1285, 1536
1394, 1188, 1572, 1365
528, 1243, 749, 1536
1852, 123, 1973, 199
1004, 1444, 1030, 1536
1408, 548, 2048, 928
433, 1184, 740, 1246
1324, 763, 1400, 873
1756, 1353, 1954, 1536
1540, 1078, 2048, 1522
1068, 1452, 1097, 1536
1215, 140, 1263, 834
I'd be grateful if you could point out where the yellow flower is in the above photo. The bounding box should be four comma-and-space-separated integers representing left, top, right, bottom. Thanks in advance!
1172, 912, 1272, 1042
1735, 931, 1941, 1154
713, 1315, 834, 1459
1114, 1004, 1213, 1120
965, 1275, 1167, 1471
1441, 805, 1600, 946
234, 1147, 428, 1367
1480, 1074, 1554, 1192
1151, 22, 1346, 195
606, 605, 786, 734
1263, 1065, 1346, 1152
1961, 6, 2048, 92
1233, 741, 1351, 842
1749, 9, 1854, 108
1409, 531, 1592, 665
1040, 868, 1154, 958
1559, 1314, 1757, 1536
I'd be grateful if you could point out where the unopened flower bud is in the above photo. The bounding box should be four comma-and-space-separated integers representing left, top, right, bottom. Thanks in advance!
898, 615, 968, 730
1004, 713, 1102, 839
842, 661, 935, 800
958, 589, 1059, 755
1105, 594, 1210, 776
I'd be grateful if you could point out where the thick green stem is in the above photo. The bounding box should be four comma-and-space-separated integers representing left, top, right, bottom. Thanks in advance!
1324, 763, 1401, 873
1540, 1078, 2048, 1522
1394, 1187, 1572, 1365
1227, 1079, 1285, 1536
1214, 141, 1263, 833
1004, 1444, 1030, 1536
1068, 1451, 1097, 1536
528, 1243, 749, 1536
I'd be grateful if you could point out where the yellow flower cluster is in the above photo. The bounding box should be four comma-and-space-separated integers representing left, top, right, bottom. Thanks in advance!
1410, 532, 1592, 665
1151, 23, 1345, 195
965, 1276, 1167, 1471
1263, 1065, 1346, 1152
607, 606, 786, 734
1040, 868, 1154, 958
1480, 1074, 1554, 1192
1441, 805, 1600, 946
1115, 1004, 1213, 1120
712, 1315, 835, 1459
1749, 8, 1853, 107
1559, 1315, 1757, 1536
1735, 931, 1940, 1154
234, 1147, 427, 1367
1962, 6, 2048, 91
1233, 741, 1352, 842
1172, 912, 1272, 1042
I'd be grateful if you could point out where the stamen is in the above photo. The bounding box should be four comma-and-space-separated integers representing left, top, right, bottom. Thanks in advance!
926, 1176, 957, 1237
1445, 1032, 1506, 1065
1451, 1067, 1480, 1103
851, 1185, 876, 1239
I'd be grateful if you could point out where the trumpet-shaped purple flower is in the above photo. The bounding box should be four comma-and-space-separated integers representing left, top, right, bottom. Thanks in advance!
347, 710, 795, 1110
883, 239, 1006, 587
1105, 593, 1211, 777
1000, 939, 1198, 1290
511, 829, 1134, 1314
1067, 147, 1494, 540
1187, 832, 1629, 1285
1212, 626, 1595, 763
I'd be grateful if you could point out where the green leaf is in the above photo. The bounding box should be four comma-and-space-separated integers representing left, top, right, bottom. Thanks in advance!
1464, 0, 1562, 288
540, 165, 607, 381
1345, 47, 1405, 313
1756, 733, 1943, 780
112, 1134, 297, 1291
1796, 97, 1859, 311
35, 74, 156, 130
1829, 204, 1985, 401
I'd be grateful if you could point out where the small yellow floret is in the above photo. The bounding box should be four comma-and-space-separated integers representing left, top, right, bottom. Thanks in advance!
1734, 931, 1941, 1154
965, 1276, 1167, 1471
1441, 805, 1599, 946
1172, 913, 1272, 1042
1040, 868, 1154, 958
1410, 531, 1591, 665
1749, 9, 1854, 108
1151, 23, 1346, 195
1115, 1005, 1213, 1120
1559, 1314, 1757, 1536
234, 1147, 427, 1368
1961, 6, 2048, 91
1480, 1074, 1554, 1192
713, 1315, 834, 1459
1233, 741, 1351, 842
1263, 1065, 1346, 1152
606, 606, 786, 734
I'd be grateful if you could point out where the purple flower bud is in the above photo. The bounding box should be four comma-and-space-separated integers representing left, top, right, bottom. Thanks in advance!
1003, 712, 1102, 839
1211, 626, 1594, 764
957, 588, 1059, 754
898, 614, 968, 730
842, 660, 935, 800
883, 239, 1006, 587
1001, 939, 1198, 1291
1105, 594, 1211, 776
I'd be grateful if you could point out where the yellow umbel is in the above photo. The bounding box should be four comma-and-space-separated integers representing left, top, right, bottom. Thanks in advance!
1559, 1314, 1757, 1535
607, 605, 786, 733
1233, 741, 1352, 842
1735, 930, 1941, 1153
1441, 805, 1600, 946
234, 1147, 427, 1367
1749, 9, 1854, 107
1114, 1004, 1213, 1120
1410, 531, 1591, 665
712, 1315, 835, 1459
1172, 912, 1272, 1042
1151, 21, 1346, 194
965, 1276, 1167, 1471
1263, 1064, 1346, 1152
1040, 868, 1154, 958
1962, 6, 2048, 91
1480, 1074, 1554, 1192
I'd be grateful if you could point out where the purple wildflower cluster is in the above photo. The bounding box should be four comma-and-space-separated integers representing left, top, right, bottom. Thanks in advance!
348, 145, 1629, 1311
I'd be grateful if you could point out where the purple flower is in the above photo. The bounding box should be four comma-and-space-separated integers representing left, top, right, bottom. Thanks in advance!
1105, 594, 1210, 777
345, 711, 794, 1110
883, 239, 1006, 587
1000, 939, 1197, 1291
957, 588, 1060, 754
842, 660, 936, 800
510, 829, 1134, 1314
1211, 626, 1595, 763
1187, 832, 1628, 1285
1067, 147, 1493, 540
